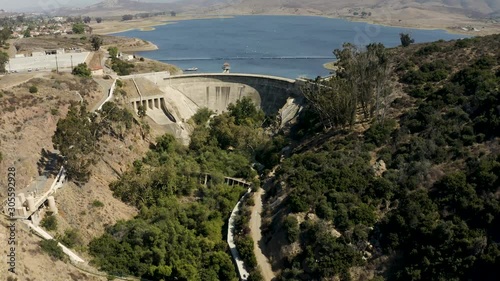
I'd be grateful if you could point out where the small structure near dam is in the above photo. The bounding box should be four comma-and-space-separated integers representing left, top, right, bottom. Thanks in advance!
123, 72, 305, 143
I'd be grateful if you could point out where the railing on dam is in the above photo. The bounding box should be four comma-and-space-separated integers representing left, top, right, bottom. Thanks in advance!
163, 72, 297, 84
199, 173, 252, 188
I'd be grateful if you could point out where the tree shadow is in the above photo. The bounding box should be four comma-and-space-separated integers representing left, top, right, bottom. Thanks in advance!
37, 148, 61, 177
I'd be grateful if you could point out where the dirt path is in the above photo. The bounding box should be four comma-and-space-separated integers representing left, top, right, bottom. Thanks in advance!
250, 188, 275, 281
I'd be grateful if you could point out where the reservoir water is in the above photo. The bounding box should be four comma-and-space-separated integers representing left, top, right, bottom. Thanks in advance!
113, 15, 466, 79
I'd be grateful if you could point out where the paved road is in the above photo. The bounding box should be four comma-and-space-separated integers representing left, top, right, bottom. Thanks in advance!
249, 188, 275, 281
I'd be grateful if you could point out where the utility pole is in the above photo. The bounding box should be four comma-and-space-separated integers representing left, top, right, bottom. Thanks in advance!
71, 55, 73, 69
55, 54, 59, 73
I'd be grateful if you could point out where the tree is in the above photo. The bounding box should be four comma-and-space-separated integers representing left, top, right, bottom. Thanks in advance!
333, 43, 391, 121
72, 63, 91, 77
122, 14, 134, 21
108, 46, 119, 58
0, 51, 9, 73
83, 16, 91, 24
23, 27, 31, 38
97, 101, 134, 138
52, 104, 97, 185
227, 97, 265, 126
0, 27, 12, 45
192, 107, 213, 125
302, 76, 357, 129
96, 17, 103, 23
90, 35, 103, 51
72, 23, 86, 34
400, 33, 415, 47
171, 11, 176, 16
137, 104, 147, 118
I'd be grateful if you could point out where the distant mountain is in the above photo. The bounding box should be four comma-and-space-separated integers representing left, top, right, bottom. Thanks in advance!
197, 0, 500, 18
60, 0, 500, 18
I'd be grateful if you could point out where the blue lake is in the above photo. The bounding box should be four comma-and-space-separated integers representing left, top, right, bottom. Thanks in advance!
113, 15, 466, 79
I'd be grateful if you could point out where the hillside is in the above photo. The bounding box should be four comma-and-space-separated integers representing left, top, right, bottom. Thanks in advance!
260, 34, 500, 280
198, 0, 500, 17
74, 0, 500, 18
0, 72, 147, 280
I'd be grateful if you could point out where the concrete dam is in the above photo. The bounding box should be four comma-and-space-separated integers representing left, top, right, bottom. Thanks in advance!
124, 73, 304, 142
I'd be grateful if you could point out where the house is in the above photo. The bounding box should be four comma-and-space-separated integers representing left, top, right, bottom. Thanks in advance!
122, 54, 134, 61
91, 66, 104, 76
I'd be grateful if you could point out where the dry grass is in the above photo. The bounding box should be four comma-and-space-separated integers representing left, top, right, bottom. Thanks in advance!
130, 57, 182, 75
0, 71, 155, 280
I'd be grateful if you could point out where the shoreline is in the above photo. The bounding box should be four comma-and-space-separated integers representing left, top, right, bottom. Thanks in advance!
94, 13, 498, 37
92, 15, 235, 35
99, 21, 172, 35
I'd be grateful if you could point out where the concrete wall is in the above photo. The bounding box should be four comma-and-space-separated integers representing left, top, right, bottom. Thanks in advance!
157, 73, 301, 120
8, 52, 90, 72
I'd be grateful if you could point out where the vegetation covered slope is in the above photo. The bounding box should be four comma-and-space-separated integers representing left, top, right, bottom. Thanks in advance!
88, 98, 284, 280
77, 34, 499, 281
264, 34, 500, 281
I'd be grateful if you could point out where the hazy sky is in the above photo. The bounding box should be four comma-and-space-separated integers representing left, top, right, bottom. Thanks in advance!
0, 0, 177, 11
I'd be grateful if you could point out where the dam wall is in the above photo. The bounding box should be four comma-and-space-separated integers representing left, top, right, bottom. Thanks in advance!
128, 73, 304, 143
156, 73, 301, 119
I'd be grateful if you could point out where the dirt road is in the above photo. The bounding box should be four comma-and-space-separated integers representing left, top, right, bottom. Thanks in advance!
250, 188, 275, 281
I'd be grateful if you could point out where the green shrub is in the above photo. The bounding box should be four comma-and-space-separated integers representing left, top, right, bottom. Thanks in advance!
247, 269, 264, 281
72, 63, 91, 77
246, 197, 255, 206
364, 120, 396, 146
401, 70, 425, 85
72, 23, 86, 34
283, 215, 299, 243
235, 236, 257, 269
416, 44, 441, 56
40, 239, 64, 260
111, 58, 134, 75
92, 200, 104, 207
59, 229, 81, 248
41, 214, 57, 231
29, 86, 38, 93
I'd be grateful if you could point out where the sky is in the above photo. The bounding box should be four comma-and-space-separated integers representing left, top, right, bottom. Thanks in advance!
0, 0, 178, 11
